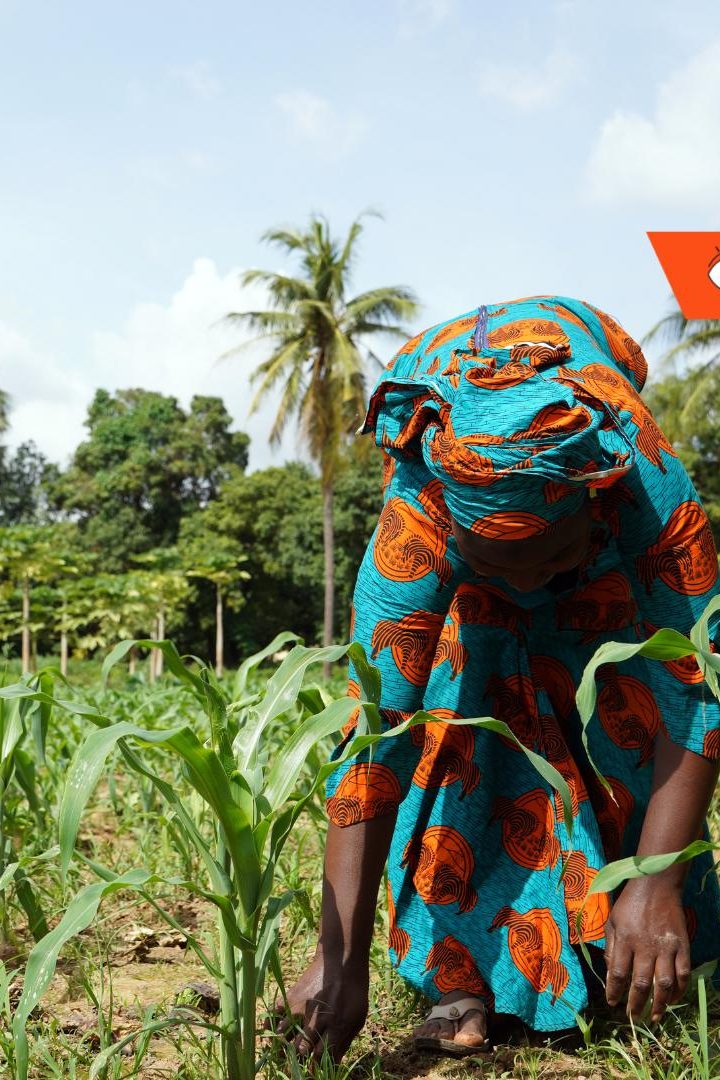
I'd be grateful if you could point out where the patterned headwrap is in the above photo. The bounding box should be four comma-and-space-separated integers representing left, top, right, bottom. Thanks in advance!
357, 295, 655, 538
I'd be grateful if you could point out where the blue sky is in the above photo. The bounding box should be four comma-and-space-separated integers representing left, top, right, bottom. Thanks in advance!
1, 0, 719, 470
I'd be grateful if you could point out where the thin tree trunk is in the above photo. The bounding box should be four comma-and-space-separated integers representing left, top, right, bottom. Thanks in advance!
128, 646, 136, 676
215, 584, 224, 678
60, 631, 68, 677
322, 479, 335, 679
149, 617, 158, 684
156, 607, 165, 677
21, 576, 30, 675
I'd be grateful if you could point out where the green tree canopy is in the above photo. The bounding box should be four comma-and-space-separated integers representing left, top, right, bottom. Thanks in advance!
51, 389, 250, 569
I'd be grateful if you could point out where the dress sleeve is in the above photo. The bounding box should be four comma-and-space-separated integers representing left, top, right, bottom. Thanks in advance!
611, 429, 720, 761
324, 451, 473, 826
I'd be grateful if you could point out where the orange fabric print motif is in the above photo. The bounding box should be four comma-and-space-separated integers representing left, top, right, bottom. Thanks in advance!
425, 935, 494, 1003
554, 363, 675, 470
471, 511, 550, 541
586, 302, 649, 387
386, 878, 410, 962
703, 729, 720, 760
489, 906, 570, 1003
485, 673, 542, 752
426, 415, 505, 486
401, 825, 478, 912
560, 850, 610, 944
597, 672, 662, 766
326, 763, 402, 826
642, 619, 715, 685
586, 773, 635, 861
373, 497, 453, 586
537, 714, 588, 821
432, 618, 468, 679
426, 313, 478, 353
450, 581, 532, 636
509, 403, 593, 442
487, 318, 571, 355
465, 359, 537, 389
371, 610, 445, 686
636, 501, 718, 596
491, 788, 561, 870
530, 655, 576, 719
555, 570, 638, 643
410, 710, 481, 798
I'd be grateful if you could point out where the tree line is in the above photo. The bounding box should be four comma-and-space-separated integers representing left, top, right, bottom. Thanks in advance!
2, 212, 719, 675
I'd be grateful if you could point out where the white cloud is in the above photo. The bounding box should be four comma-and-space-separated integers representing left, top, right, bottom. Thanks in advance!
275, 90, 367, 158
0, 260, 313, 472
477, 47, 580, 110
171, 60, 221, 100
585, 39, 720, 206
396, 0, 454, 35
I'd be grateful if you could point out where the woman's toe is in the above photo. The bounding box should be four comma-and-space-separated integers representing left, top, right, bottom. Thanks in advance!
453, 1008, 488, 1047
413, 1017, 455, 1041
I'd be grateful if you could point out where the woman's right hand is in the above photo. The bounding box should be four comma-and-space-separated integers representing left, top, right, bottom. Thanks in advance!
272, 947, 370, 1065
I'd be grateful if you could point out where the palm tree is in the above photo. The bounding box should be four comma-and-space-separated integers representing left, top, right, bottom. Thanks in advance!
643, 302, 720, 418
224, 210, 419, 656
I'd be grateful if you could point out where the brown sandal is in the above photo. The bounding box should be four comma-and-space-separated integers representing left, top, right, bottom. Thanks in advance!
412, 996, 492, 1057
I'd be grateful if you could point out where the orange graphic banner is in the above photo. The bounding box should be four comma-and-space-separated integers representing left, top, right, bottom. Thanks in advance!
647, 232, 720, 319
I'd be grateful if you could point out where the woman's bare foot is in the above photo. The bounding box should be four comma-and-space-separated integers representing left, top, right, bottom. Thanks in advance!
412, 988, 489, 1048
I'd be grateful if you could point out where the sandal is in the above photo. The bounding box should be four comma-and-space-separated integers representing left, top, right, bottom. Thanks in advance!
412, 995, 492, 1057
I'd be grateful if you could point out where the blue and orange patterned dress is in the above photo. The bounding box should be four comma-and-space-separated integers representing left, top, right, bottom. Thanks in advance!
324, 296, 720, 1032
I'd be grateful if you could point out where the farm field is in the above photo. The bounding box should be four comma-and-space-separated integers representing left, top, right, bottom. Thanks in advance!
1, 643, 720, 1080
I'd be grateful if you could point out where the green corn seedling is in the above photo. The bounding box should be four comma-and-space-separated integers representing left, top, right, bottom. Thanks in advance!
3, 631, 574, 1080
573, 595, 720, 987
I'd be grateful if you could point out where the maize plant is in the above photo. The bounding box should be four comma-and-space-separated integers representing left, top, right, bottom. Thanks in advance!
0, 669, 55, 945
573, 595, 720, 970
3, 632, 573, 1080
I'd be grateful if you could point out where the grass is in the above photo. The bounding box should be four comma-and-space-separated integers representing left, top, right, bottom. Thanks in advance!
0, 656, 719, 1078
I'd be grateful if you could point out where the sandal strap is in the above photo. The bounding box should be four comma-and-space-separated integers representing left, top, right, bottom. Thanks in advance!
424, 996, 488, 1023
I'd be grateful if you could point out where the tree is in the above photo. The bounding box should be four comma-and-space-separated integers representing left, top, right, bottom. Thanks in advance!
224, 210, 419, 665
0, 525, 77, 672
51, 390, 250, 570
645, 366, 720, 538
0, 442, 59, 525
179, 529, 250, 677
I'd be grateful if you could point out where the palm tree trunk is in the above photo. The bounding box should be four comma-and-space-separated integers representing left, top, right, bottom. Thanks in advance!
156, 607, 165, 677
216, 583, 224, 678
21, 576, 30, 675
322, 479, 335, 678
60, 631, 68, 677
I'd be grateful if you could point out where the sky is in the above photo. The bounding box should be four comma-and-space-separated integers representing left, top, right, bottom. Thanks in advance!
1, 0, 719, 472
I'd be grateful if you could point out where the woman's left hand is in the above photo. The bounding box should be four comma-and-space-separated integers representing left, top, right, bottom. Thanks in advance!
604, 877, 692, 1022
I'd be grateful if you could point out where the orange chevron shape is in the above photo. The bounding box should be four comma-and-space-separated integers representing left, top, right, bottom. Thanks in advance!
647, 232, 720, 319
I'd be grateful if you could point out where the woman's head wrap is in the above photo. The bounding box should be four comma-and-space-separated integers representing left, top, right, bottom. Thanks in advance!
358, 296, 651, 538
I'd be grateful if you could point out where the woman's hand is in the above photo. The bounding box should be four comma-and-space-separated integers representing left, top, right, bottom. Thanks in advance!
604, 877, 691, 1022
291, 954, 370, 1065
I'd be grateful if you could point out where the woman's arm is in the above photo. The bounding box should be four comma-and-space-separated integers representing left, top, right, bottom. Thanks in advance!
605, 730, 720, 1021
289, 815, 397, 1063
607, 401, 720, 1021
